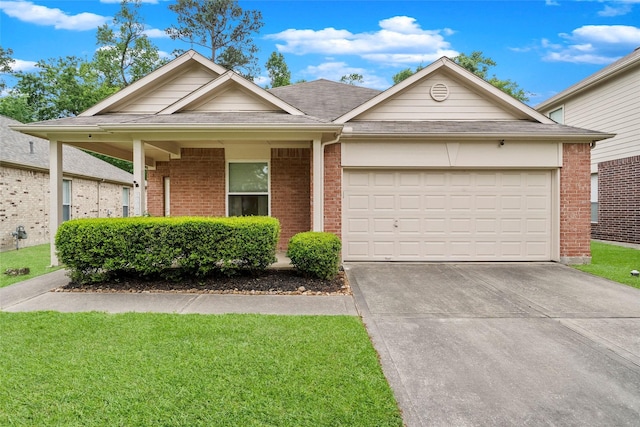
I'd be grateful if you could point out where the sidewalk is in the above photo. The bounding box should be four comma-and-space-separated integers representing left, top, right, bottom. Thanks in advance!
0, 269, 358, 316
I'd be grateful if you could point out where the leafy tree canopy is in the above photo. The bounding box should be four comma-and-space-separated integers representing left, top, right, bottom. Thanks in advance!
265, 51, 290, 88
166, 0, 263, 80
0, 46, 15, 91
340, 73, 364, 85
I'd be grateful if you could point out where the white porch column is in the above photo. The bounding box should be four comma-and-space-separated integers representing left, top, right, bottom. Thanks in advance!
132, 139, 146, 216
312, 138, 323, 231
49, 139, 62, 266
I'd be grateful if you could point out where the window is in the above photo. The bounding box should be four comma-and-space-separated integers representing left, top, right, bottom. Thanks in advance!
549, 107, 564, 124
228, 162, 269, 216
62, 179, 71, 221
122, 187, 130, 217
591, 173, 598, 222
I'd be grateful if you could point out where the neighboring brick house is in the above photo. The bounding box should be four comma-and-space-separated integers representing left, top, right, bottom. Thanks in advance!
13, 50, 613, 265
1, 115, 133, 251
537, 48, 640, 245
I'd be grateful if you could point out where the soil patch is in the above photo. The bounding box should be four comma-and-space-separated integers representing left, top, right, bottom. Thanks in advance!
57, 269, 350, 296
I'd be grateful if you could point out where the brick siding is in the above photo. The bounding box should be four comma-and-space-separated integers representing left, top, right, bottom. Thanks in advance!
323, 143, 342, 238
592, 155, 640, 244
559, 143, 592, 262
271, 148, 311, 250
0, 165, 130, 251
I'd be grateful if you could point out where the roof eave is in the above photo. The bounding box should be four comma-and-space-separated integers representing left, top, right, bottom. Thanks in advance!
341, 131, 615, 142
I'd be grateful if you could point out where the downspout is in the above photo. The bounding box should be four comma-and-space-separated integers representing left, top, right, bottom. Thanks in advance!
312, 132, 342, 232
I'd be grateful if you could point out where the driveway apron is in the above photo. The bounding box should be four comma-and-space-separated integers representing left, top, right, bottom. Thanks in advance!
345, 262, 640, 427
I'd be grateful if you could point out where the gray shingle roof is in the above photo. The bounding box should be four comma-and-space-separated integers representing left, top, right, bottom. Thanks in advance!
269, 79, 381, 121
345, 120, 614, 140
1, 115, 133, 183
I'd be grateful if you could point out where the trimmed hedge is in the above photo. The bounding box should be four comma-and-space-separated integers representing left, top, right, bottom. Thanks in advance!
56, 216, 280, 283
287, 232, 342, 280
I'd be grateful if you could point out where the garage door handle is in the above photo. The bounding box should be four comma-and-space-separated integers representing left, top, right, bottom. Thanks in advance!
394, 219, 399, 228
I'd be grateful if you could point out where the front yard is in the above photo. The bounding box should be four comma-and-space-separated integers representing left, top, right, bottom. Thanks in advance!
0, 312, 402, 426
0, 244, 60, 288
574, 241, 640, 289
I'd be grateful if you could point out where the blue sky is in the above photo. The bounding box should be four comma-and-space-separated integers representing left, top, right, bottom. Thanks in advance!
1, 0, 639, 105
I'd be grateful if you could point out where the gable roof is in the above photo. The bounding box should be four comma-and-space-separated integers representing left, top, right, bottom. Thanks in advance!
335, 57, 554, 124
0, 115, 133, 184
536, 47, 640, 111
269, 79, 381, 121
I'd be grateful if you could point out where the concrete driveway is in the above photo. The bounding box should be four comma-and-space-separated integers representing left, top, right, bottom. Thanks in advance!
345, 263, 640, 427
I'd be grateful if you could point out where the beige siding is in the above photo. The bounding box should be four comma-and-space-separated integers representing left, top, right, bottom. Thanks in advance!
557, 67, 640, 170
356, 71, 521, 121
191, 87, 278, 112
115, 65, 219, 114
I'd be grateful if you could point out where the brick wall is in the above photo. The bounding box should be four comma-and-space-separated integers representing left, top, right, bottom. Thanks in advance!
0, 165, 130, 251
560, 143, 592, 263
323, 143, 342, 238
271, 148, 311, 250
592, 155, 640, 244
147, 161, 169, 216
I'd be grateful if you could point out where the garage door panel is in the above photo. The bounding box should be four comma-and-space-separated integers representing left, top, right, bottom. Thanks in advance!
344, 170, 552, 261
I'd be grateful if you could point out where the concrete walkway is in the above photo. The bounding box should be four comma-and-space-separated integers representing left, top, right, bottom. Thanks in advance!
0, 269, 357, 315
345, 262, 640, 427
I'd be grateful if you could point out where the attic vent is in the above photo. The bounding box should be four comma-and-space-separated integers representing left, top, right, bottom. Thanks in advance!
430, 83, 449, 102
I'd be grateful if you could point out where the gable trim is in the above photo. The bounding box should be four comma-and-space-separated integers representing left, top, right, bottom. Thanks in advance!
334, 57, 554, 124
80, 50, 228, 117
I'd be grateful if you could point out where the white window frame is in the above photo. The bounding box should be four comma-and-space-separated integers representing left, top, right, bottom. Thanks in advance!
62, 179, 72, 221
226, 160, 271, 217
122, 187, 130, 217
548, 106, 564, 124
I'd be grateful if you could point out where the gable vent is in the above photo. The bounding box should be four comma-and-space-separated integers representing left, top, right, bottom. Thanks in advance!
430, 83, 449, 102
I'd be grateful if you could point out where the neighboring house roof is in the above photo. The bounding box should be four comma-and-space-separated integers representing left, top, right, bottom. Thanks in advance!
269, 79, 382, 121
536, 47, 640, 111
0, 115, 133, 184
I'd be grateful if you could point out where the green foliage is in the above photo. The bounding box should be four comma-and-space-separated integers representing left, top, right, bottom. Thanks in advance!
287, 232, 342, 280
574, 241, 640, 289
0, 244, 61, 288
94, 0, 167, 87
340, 73, 364, 85
0, 312, 403, 426
265, 51, 291, 88
391, 64, 424, 84
56, 216, 280, 283
166, 0, 264, 80
84, 151, 133, 173
0, 45, 14, 91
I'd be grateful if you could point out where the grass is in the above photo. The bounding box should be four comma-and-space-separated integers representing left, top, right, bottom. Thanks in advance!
0, 312, 402, 427
574, 241, 640, 289
0, 244, 61, 288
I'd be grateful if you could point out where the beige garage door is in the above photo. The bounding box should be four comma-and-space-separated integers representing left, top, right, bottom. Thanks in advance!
343, 170, 552, 261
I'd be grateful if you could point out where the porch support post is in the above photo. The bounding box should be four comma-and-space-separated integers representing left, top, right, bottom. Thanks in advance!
312, 138, 323, 231
132, 139, 146, 216
49, 139, 62, 266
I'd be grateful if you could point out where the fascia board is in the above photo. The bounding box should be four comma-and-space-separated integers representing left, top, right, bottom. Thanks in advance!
340, 131, 616, 142
80, 50, 227, 117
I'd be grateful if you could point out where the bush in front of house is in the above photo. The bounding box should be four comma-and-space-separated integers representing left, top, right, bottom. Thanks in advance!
55, 216, 280, 283
287, 232, 342, 280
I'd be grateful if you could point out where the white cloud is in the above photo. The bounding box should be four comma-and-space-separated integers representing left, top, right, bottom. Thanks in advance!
100, 0, 163, 3
545, 0, 560, 5
0, 1, 109, 31
143, 28, 170, 39
265, 16, 457, 67
11, 58, 37, 72
598, 4, 633, 16
542, 25, 640, 64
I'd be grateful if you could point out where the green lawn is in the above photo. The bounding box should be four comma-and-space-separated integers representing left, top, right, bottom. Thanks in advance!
574, 241, 640, 289
0, 244, 61, 288
0, 312, 402, 427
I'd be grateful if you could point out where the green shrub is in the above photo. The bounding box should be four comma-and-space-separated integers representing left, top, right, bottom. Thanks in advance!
56, 217, 280, 283
287, 232, 342, 280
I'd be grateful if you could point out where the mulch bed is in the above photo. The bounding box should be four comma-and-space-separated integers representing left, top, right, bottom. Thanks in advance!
57, 269, 350, 296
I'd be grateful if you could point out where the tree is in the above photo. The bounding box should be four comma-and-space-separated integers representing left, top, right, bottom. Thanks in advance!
340, 73, 364, 85
8, 56, 117, 121
0, 46, 15, 91
265, 51, 290, 88
166, 0, 263, 79
391, 51, 529, 102
94, 0, 167, 88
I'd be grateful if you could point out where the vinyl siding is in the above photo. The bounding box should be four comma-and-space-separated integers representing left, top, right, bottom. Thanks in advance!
558, 66, 640, 168
190, 87, 278, 112
355, 71, 520, 121
114, 65, 219, 113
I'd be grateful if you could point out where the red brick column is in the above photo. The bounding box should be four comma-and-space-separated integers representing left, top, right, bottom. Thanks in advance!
147, 162, 169, 216
323, 143, 341, 238
271, 148, 311, 250
560, 143, 591, 263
